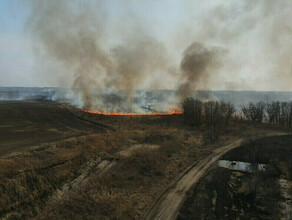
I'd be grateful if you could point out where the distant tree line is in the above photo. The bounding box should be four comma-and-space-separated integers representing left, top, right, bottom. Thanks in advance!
182, 98, 235, 127
182, 98, 235, 144
241, 101, 292, 126
182, 98, 292, 143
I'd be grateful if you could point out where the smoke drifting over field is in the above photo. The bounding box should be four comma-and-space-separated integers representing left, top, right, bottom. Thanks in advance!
27, 0, 111, 109
111, 37, 168, 111
23, 0, 292, 112
178, 0, 292, 91
27, 0, 169, 111
178, 42, 225, 101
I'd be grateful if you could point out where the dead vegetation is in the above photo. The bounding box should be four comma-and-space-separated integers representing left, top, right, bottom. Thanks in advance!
182, 98, 235, 144
35, 135, 185, 219
0, 132, 135, 219
178, 135, 292, 220
242, 101, 266, 123
242, 101, 292, 127
0, 103, 196, 219
178, 168, 282, 220
0, 101, 287, 219
182, 98, 203, 126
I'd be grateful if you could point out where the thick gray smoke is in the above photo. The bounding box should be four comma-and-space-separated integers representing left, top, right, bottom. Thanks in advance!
178, 42, 224, 101
27, 0, 112, 109
112, 37, 168, 111
27, 0, 168, 111
24, 0, 292, 112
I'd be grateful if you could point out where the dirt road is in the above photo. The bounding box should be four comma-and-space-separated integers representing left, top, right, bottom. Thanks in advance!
144, 133, 286, 220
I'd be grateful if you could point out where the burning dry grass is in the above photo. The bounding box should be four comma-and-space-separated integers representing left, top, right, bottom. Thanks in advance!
63, 102, 186, 131
82, 109, 183, 116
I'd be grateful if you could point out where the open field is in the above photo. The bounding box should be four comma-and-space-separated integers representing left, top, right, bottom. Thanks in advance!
0, 101, 105, 155
0, 101, 289, 219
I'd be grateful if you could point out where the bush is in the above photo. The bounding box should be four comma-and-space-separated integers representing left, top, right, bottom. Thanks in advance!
203, 125, 223, 144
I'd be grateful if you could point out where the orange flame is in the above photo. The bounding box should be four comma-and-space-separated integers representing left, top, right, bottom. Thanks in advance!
82, 109, 183, 116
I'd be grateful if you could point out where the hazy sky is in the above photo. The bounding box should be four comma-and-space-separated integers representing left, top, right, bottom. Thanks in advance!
0, 0, 291, 91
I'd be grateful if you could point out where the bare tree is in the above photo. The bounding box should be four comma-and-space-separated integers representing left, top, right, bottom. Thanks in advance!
280, 102, 292, 126
183, 99, 235, 143
204, 101, 225, 127
182, 98, 203, 126
203, 101, 235, 144
220, 102, 235, 127
266, 102, 280, 125
242, 102, 266, 123
204, 101, 216, 126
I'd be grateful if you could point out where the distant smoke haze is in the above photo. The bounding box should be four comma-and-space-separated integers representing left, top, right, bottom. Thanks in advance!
111, 37, 168, 111
12, 0, 290, 111
175, 0, 292, 91
27, 0, 170, 110
27, 0, 112, 109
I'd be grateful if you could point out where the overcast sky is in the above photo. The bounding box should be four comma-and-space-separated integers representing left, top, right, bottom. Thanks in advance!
0, 0, 291, 91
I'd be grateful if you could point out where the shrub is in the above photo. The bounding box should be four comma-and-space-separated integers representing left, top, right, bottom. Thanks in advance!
203, 125, 223, 144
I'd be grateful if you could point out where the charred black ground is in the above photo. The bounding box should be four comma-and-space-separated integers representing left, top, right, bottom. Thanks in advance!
0, 101, 105, 155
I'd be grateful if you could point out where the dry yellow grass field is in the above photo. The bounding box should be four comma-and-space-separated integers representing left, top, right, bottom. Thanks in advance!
0, 101, 284, 219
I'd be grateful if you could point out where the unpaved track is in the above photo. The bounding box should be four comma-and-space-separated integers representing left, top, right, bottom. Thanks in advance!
144, 133, 286, 220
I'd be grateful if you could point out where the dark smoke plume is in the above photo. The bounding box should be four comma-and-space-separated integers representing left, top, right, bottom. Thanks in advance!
178, 42, 225, 101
